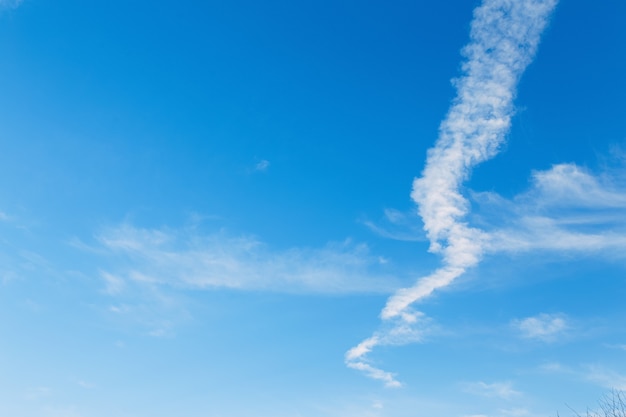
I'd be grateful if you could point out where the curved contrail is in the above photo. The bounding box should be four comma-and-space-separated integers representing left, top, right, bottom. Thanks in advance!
347, 0, 559, 386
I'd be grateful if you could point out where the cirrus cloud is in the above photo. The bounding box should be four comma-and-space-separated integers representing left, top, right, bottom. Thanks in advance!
94, 223, 401, 295
511, 313, 568, 342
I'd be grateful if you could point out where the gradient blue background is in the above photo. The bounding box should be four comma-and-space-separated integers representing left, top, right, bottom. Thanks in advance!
1, 1, 625, 416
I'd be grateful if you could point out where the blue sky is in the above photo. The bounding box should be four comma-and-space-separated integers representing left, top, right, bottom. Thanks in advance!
1, 0, 625, 416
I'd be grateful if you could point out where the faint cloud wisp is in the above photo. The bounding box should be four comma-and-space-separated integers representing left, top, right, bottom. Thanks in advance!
254, 159, 270, 172
512, 313, 568, 342
0, 0, 23, 10
94, 223, 399, 295
477, 163, 626, 256
462, 381, 522, 400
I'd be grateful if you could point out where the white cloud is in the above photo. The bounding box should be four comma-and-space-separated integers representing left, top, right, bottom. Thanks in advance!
345, 311, 434, 388
538, 362, 570, 373
346, 336, 380, 362
348, 0, 558, 385
463, 381, 522, 400
384, 0, 558, 319
0, 211, 8, 221
95, 224, 399, 295
476, 164, 626, 256
512, 313, 568, 342
529, 164, 626, 208
345, 360, 401, 388
254, 159, 270, 172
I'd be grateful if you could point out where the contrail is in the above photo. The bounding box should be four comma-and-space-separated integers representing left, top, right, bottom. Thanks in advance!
347, 0, 559, 386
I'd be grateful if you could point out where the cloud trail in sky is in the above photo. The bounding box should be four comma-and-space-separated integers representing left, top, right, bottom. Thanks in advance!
347, 0, 559, 386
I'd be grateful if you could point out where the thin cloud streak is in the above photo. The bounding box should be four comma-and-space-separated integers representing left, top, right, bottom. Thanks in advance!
363, 209, 427, 242
476, 163, 626, 255
462, 381, 522, 400
347, 0, 559, 385
95, 224, 400, 295
254, 159, 270, 172
345, 311, 434, 387
528, 164, 626, 208
539, 361, 626, 391
584, 365, 626, 391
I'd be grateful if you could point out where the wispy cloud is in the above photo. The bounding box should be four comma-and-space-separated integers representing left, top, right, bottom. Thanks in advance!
476, 164, 626, 256
536, 361, 626, 391
345, 360, 401, 388
107, 298, 183, 338
0, 0, 23, 10
537, 361, 571, 373
347, 0, 558, 385
345, 311, 434, 387
94, 224, 399, 295
100, 271, 126, 295
584, 365, 626, 391
363, 209, 426, 242
254, 159, 270, 172
462, 381, 522, 400
511, 313, 568, 342
526, 163, 626, 208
